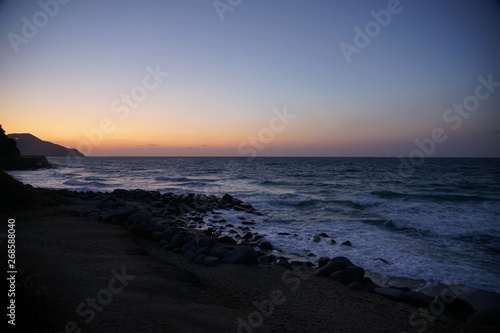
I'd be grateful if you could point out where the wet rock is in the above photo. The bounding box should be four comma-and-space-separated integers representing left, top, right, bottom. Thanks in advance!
242, 232, 253, 240
344, 265, 365, 279
318, 232, 329, 237
242, 221, 256, 225
313, 235, 321, 242
220, 193, 234, 204
223, 245, 258, 265
341, 240, 352, 246
277, 259, 292, 270
314, 258, 350, 277
258, 241, 274, 251
318, 257, 330, 268
373, 258, 392, 265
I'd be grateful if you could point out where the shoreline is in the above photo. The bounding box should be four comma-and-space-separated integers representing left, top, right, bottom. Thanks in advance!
2, 171, 499, 331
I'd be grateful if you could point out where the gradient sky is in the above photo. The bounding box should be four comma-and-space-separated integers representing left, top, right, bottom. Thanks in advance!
1, 0, 499, 157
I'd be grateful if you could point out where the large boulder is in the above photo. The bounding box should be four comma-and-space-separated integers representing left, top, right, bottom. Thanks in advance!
102, 205, 137, 223
223, 245, 258, 265
314, 260, 347, 277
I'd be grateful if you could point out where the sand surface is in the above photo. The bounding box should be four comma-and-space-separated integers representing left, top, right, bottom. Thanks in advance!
12, 203, 489, 333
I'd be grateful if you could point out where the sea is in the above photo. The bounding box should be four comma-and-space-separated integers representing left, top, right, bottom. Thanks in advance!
8, 157, 500, 295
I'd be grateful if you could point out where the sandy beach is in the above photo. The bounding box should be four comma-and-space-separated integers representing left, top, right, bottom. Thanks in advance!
4, 187, 494, 333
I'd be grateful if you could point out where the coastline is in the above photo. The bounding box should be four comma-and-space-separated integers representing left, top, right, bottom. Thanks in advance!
1, 171, 498, 332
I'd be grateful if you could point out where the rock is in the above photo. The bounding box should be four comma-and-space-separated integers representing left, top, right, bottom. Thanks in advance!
209, 248, 229, 260
242, 221, 256, 225
277, 259, 292, 270
170, 234, 186, 248
373, 288, 406, 302
341, 240, 352, 246
318, 257, 330, 268
242, 232, 253, 240
217, 235, 237, 244
373, 257, 392, 265
344, 265, 365, 279
159, 227, 178, 242
182, 250, 196, 262
195, 247, 211, 257
331, 256, 353, 266
223, 245, 258, 265
129, 209, 153, 225
182, 243, 197, 256
314, 260, 347, 277
258, 241, 274, 251
258, 255, 277, 265
221, 193, 234, 204
348, 281, 367, 292
313, 235, 321, 242
329, 270, 360, 285
318, 232, 329, 237
204, 256, 222, 267
102, 205, 137, 223
197, 237, 216, 248
195, 254, 207, 264
327, 239, 336, 245
278, 232, 291, 236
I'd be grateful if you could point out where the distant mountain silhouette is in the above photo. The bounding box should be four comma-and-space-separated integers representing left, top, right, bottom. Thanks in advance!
7, 133, 85, 157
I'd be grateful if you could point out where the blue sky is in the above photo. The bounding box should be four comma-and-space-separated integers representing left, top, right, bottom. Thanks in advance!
1, 0, 499, 156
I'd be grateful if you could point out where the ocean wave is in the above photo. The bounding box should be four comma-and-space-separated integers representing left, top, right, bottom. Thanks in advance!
63, 179, 108, 187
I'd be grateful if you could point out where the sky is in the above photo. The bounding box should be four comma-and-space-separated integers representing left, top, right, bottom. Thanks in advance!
0, 0, 499, 157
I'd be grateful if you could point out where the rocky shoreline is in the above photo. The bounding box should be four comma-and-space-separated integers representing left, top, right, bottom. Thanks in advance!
40, 186, 499, 327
